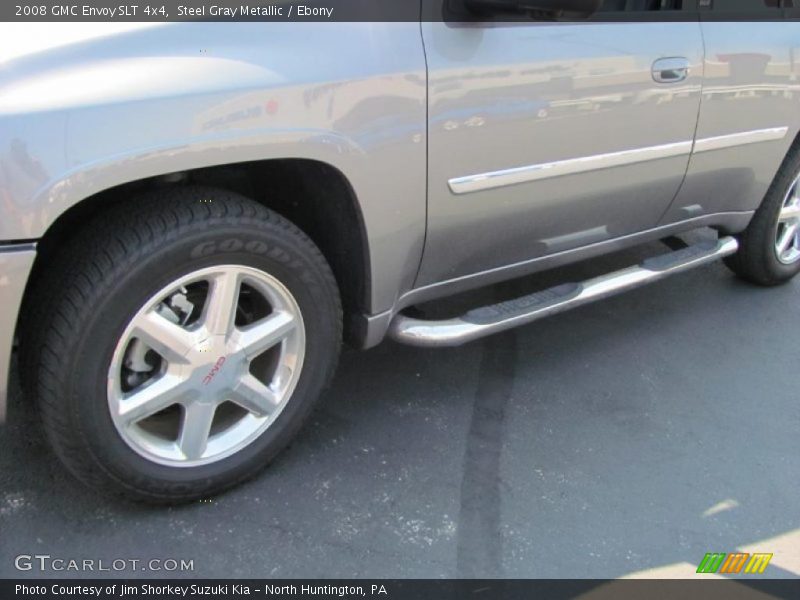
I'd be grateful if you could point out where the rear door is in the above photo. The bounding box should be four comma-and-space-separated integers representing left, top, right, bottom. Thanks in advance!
417, 0, 704, 288
661, 0, 799, 225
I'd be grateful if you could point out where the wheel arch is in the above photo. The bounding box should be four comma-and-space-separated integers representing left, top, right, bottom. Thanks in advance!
22, 158, 372, 346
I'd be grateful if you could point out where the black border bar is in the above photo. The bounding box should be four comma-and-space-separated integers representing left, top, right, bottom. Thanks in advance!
4, 579, 800, 600
4, 0, 800, 22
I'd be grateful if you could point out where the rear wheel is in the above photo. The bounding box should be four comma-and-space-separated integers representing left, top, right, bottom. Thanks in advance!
21, 187, 341, 503
725, 148, 800, 285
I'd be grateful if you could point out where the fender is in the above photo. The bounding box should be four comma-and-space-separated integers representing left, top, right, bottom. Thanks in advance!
0, 21, 428, 315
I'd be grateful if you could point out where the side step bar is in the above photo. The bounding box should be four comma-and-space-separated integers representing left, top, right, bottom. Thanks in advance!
389, 237, 739, 348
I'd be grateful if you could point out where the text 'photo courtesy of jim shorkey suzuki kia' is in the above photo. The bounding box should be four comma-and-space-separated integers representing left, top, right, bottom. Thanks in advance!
1, 0, 800, 503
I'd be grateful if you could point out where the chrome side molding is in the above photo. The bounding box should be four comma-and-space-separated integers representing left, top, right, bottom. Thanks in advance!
448, 127, 789, 195
693, 127, 788, 154
447, 140, 693, 195
389, 236, 739, 348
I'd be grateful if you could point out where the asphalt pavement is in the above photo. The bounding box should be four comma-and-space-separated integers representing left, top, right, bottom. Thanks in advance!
1, 234, 798, 579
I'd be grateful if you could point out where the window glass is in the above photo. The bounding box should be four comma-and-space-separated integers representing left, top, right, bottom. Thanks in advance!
597, 0, 781, 10
591, 0, 697, 19
698, 0, 782, 19
700, 0, 780, 9
598, 0, 687, 11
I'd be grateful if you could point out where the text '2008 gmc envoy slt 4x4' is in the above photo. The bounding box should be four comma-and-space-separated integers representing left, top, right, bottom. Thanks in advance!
1, 0, 799, 502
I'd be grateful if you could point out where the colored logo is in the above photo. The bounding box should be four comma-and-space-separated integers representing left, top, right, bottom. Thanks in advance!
696, 552, 773, 574
202, 356, 227, 386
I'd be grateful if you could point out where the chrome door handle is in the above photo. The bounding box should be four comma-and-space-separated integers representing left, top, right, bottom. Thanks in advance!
652, 57, 689, 84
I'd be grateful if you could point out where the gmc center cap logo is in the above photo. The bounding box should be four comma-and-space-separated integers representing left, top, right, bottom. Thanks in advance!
202, 356, 227, 386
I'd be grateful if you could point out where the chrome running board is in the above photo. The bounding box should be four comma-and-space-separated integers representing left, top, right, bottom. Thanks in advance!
389, 237, 739, 348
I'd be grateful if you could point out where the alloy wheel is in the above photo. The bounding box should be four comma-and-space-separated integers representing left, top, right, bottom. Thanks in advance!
775, 173, 800, 265
107, 265, 305, 467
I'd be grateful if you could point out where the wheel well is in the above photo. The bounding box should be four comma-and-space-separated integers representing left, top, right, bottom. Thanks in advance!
27, 159, 370, 345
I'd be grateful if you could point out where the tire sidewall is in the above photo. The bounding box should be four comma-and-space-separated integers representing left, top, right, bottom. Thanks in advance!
64, 223, 339, 497
756, 155, 800, 280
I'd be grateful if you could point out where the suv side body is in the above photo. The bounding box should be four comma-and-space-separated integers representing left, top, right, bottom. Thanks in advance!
1, 5, 799, 500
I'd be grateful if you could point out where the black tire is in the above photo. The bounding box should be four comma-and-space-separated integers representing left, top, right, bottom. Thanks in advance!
725, 145, 800, 285
20, 186, 342, 503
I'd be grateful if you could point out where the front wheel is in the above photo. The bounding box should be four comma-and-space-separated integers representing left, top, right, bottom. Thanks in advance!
21, 187, 341, 503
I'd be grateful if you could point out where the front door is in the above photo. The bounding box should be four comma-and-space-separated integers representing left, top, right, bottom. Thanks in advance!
417, 1, 704, 288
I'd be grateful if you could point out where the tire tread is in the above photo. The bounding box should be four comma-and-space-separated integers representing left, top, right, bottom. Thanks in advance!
21, 186, 341, 503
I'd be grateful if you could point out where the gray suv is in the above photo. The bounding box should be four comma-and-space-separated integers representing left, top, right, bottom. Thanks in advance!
1, 1, 799, 501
